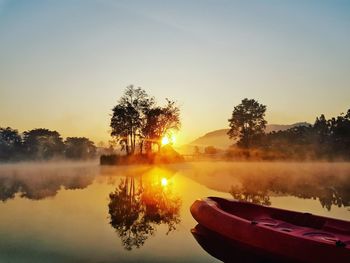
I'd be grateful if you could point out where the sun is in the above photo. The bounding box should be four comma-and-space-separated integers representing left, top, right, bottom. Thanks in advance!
161, 134, 176, 146
161, 177, 168, 186
161, 136, 170, 145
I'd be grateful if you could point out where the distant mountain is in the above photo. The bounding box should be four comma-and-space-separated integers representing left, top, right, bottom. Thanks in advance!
190, 129, 231, 149
181, 122, 309, 152
264, 122, 309, 133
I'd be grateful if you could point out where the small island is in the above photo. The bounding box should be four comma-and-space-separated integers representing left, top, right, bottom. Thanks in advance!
100, 86, 184, 165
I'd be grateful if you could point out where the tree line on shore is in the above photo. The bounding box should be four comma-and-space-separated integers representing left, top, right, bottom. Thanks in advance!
0, 127, 96, 162
226, 98, 350, 160
109, 87, 350, 161
2, 85, 349, 162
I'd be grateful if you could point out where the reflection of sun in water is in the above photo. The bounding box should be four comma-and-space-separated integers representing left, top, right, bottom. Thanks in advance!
161, 177, 168, 187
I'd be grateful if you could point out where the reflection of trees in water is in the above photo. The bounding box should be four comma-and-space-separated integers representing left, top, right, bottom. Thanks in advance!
0, 177, 21, 201
108, 176, 181, 250
318, 188, 343, 211
0, 168, 95, 201
230, 175, 350, 210
230, 184, 271, 206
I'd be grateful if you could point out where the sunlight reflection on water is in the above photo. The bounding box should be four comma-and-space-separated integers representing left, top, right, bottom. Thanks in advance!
0, 161, 349, 262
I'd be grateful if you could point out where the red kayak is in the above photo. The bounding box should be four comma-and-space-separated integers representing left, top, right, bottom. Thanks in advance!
190, 197, 350, 263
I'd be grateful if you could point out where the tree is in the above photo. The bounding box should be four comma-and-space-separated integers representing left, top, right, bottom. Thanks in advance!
0, 127, 22, 161
111, 86, 180, 155
142, 99, 180, 153
314, 114, 329, 141
23, 128, 64, 160
313, 114, 330, 157
111, 104, 138, 155
228, 98, 267, 149
111, 86, 154, 155
328, 109, 350, 157
157, 99, 181, 140
193, 146, 200, 156
204, 146, 218, 155
64, 137, 96, 160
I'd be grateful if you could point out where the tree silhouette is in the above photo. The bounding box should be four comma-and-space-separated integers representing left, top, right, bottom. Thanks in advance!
23, 128, 64, 160
142, 99, 180, 153
251, 108, 350, 160
64, 137, 96, 159
228, 98, 267, 149
204, 146, 218, 155
193, 146, 200, 156
0, 127, 22, 161
313, 114, 330, 157
328, 109, 350, 157
111, 86, 180, 155
0, 126, 97, 162
111, 86, 154, 155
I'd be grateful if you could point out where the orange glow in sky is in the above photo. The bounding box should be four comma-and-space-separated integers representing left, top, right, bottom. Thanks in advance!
1, 1, 349, 145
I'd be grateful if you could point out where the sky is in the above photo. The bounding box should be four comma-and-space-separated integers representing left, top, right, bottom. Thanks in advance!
1, 0, 350, 145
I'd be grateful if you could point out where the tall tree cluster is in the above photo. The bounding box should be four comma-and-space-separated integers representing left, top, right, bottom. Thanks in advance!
228, 98, 350, 160
257, 110, 350, 159
110, 86, 180, 155
0, 127, 22, 161
0, 127, 96, 162
228, 98, 267, 149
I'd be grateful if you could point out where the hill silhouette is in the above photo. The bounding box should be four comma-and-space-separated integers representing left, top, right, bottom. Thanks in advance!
181, 122, 309, 152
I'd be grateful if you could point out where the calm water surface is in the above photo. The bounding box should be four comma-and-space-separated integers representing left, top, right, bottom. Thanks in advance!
0, 162, 349, 262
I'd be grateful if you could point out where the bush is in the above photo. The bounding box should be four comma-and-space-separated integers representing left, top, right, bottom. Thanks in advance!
204, 146, 218, 155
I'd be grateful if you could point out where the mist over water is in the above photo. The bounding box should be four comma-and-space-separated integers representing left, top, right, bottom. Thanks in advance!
0, 161, 349, 262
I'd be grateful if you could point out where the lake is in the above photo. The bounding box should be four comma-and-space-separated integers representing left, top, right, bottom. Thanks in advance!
0, 161, 349, 262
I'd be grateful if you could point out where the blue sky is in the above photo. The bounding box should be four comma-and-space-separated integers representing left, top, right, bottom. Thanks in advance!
1, 0, 350, 143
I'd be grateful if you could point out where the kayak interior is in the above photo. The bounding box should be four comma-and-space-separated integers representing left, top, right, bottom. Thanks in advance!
207, 197, 350, 244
